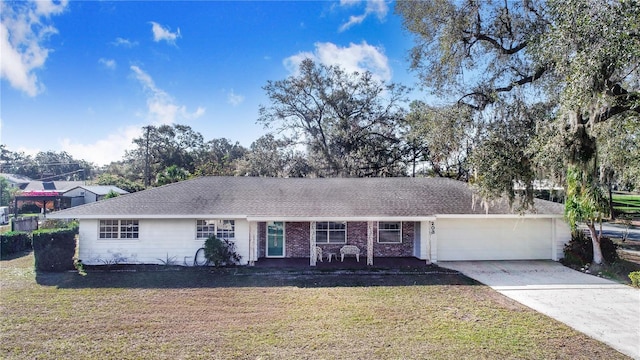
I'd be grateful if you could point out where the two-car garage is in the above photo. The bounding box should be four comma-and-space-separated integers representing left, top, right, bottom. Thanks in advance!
433, 217, 570, 262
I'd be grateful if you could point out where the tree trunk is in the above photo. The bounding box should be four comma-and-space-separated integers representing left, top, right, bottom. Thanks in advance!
608, 180, 615, 220
586, 222, 604, 265
412, 154, 416, 177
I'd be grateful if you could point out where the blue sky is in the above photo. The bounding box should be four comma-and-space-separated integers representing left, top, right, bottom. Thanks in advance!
1, 0, 421, 166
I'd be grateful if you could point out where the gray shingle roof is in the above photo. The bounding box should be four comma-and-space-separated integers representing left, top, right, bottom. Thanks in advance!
64, 185, 129, 196
49, 176, 564, 219
0, 173, 32, 187
23, 181, 85, 192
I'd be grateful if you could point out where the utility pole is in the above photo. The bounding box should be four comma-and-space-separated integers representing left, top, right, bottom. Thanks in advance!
144, 126, 151, 188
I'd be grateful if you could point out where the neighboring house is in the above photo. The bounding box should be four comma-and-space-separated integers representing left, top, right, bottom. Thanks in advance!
63, 186, 129, 207
23, 181, 85, 192
0, 173, 32, 190
49, 177, 571, 266
14, 181, 127, 216
14, 180, 83, 214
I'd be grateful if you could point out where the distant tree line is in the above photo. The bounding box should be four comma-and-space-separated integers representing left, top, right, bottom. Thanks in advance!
0, 59, 486, 190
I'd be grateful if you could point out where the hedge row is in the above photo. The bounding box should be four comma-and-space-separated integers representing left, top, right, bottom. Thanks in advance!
32, 228, 78, 272
0, 231, 32, 257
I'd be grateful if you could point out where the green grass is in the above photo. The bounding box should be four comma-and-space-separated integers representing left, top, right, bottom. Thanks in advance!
612, 193, 640, 216
612, 194, 640, 201
0, 253, 631, 359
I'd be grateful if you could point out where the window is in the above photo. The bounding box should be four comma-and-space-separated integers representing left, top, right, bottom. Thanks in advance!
196, 220, 235, 240
196, 220, 216, 239
99, 220, 139, 239
120, 220, 139, 238
315, 221, 346, 243
378, 222, 401, 243
99, 220, 119, 239
216, 220, 235, 240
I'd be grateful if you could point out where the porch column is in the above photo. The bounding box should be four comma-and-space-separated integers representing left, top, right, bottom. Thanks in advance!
429, 221, 437, 264
367, 221, 374, 266
248, 221, 257, 266
421, 221, 433, 265
310, 221, 317, 266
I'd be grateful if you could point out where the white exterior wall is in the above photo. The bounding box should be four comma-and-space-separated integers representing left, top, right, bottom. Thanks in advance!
417, 221, 430, 261
78, 218, 251, 266
436, 218, 556, 261
552, 218, 572, 261
65, 188, 99, 205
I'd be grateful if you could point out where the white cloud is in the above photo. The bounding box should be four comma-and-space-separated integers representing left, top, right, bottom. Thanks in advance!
149, 21, 181, 45
34, 0, 68, 16
0, 0, 68, 97
60, 125, 142, 166
283, 51, 315, 75
14, 145, 41, 158
339, 0, 388, 32
58, 66, 206, 165
99, 58, 116, 70
227, 89, 245, 107
112, 37, 138, 48
284, 41, 391, 82
130, 65, 205, 125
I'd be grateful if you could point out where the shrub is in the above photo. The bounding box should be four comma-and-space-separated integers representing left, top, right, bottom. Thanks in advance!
562, 230, 619, 266
32, 228, 77, 272
0, 231, 31, 256
40, 219, 78, 230
629, 271, 640, 288
203, 235, 241, 267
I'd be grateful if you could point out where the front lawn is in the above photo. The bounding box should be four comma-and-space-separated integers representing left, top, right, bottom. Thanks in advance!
0, 253, 629, 359
612, 192, 640, 217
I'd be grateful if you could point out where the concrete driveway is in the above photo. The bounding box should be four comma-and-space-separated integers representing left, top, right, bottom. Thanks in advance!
439, 261, 640, 359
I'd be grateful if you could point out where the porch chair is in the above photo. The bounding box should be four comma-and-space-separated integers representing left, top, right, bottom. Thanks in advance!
340, 245, 360, 262
315, 246, 323, 262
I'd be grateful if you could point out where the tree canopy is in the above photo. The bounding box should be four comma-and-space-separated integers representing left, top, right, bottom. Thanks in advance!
0, 145, 92, 181
404, 101, 473, 179
259, 59, 410, 177
397, 0, 640, 263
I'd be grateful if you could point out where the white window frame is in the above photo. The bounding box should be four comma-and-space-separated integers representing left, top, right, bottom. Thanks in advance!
99, 219, 139, 239
315, 221, 347, 244
196, 219, 235, 240
378, 221, 402, 244
196, 220, 216, 239
216, 220, 235, 240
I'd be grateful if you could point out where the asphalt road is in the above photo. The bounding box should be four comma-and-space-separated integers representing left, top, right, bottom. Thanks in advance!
597, 222, 640, 242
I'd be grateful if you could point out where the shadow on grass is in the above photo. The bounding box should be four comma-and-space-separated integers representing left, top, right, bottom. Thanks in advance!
34, 265, 479, 289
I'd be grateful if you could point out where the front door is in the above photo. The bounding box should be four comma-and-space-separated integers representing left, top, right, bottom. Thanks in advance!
267, 221, 285, 257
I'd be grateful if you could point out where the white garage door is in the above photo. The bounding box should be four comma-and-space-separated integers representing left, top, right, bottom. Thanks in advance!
437, 218, 553, 261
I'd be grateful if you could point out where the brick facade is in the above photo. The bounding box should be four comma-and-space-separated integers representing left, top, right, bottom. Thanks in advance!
285, 222, 311, 257
373, 221, 415, 257
257, 221, 416, 259
258, 222, 266, 258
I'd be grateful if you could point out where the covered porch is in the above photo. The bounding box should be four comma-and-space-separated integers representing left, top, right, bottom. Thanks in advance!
13, 191, 71, 218
253, 256, 432, 270
246, 218, 436, 267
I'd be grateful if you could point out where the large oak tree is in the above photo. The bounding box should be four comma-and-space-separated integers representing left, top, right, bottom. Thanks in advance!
259, 59, 410, 177
397, 0, 640, 264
